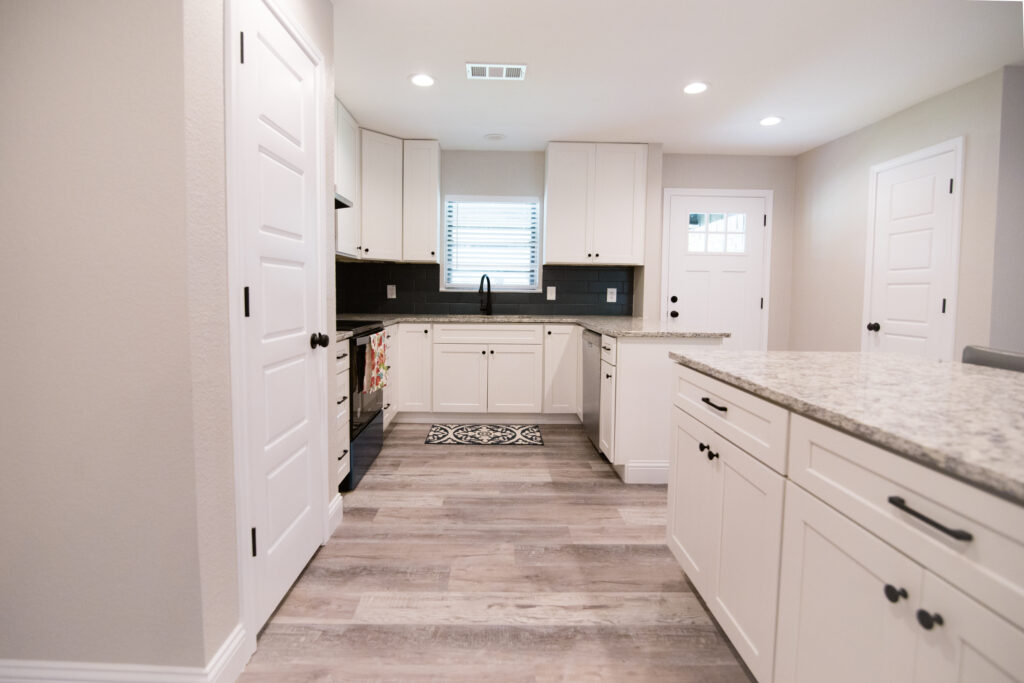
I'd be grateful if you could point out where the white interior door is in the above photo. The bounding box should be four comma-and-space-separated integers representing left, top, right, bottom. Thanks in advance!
864, 141, 960, 360
238, 0, 325, 629
664, 192, 768, 349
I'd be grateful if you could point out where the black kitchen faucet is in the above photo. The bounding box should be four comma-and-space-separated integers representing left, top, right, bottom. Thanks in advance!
478, 274, 492, 315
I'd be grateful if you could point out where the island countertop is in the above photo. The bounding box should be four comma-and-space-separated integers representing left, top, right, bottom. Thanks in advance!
336, 314, 731, 342
668, 350, 1024, 506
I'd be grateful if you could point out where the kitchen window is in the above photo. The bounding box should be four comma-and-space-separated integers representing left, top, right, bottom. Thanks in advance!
442, 196, 541, 291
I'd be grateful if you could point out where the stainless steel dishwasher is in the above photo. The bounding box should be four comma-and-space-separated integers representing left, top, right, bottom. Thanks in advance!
581, 330, 601, 450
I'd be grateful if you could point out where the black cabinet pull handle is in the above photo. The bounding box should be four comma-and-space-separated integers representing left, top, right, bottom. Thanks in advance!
595, 253, 600, 257
337, 396, 347, 405
701, 397, 728, 412
481, 350, 486, 354
698, 443, 719, 460
547, 330, 552, 335
490, 350, 494, 354
384, 403, 391, 410
887, 496, 973, 541
336, 352, 348, 360
670, 295, 678, 303
587, 253, 592, 258
916, 609, 944, 630
338, 448, 349, 461
670, 311, 679, 318
424, 329, 429, 333
867, 322, 881, 332
602, 345, 611, 351
605, 373, 612, 379
884, 584, 908, 603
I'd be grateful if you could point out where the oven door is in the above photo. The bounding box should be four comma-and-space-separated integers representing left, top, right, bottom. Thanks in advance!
350, 330, 384, 438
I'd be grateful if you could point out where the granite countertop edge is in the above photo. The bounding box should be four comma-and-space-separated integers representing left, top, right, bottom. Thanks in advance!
668, 351, 1024, 506
335, 314, 731, 340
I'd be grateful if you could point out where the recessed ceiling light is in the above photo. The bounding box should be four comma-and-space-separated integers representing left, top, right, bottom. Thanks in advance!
484, 133, 505, 141
410, 73, 434, 87
683, 82, 708, 95
760, 116, 783, 127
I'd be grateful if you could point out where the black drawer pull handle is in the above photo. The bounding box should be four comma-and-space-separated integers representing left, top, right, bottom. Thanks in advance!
916, 609, 943, 630
602, 345, 612, 351
605, 373, 612, 379
338, 448, 349, 461
887, 496, 973, 541
884, 584, 908, 603
336, 352, 348, 359
337, 396, 347, 405
701, 397, 728, 412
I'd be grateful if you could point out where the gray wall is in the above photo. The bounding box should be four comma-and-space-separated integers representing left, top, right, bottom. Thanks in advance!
990, 66, 1024, 352
790, 70, 1004, 356
660, 154, 797, 350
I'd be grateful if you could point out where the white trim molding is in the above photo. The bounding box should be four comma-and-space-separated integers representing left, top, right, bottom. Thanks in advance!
661, 188, 774, 351
0, 624, 248, 683
328, 492, 344, 537
623, 460, 669, 484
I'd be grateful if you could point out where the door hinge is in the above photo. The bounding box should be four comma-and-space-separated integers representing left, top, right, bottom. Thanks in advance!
240, 32, 245, 64
244, 286, 250, 317
763, 214, 767, 226
760, 297, 764, 310
949, 178, 953, 194
942, 298, 947, 314
251, 528, 257, 557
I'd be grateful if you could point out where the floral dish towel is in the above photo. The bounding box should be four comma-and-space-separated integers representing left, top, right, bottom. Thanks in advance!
363, 331, 388, 393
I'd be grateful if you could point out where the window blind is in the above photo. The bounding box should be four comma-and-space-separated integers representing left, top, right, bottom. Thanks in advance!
444, 198, 540, 290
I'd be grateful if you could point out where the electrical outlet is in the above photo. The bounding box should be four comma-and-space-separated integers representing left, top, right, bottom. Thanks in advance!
546, 286, 556, 300
386, 284, 396, 299
606, 288, 617, 303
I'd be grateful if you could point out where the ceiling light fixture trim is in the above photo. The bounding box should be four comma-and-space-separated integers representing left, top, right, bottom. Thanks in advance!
410, 73, 435, 87
760, 116, 783, 126
683, 81, 708, 94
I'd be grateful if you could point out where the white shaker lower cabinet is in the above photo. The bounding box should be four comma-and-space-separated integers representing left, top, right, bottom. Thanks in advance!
598, 360, 616, 459
487, 344, 543, 413
432, 343, 488, 412
382, 325, 398, 429
543, 324, 579, 413
398, 324, 432, 411
775, 482, 922, 683
668, 405, 784, 683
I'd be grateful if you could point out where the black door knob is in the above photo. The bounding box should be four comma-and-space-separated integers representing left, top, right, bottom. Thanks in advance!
867, 322, 881, 332
916, 609, 944, 630
670, 295, 678, 303
670, 311, 679, 318
310, 333, 328, 349
884, 584, 908, 603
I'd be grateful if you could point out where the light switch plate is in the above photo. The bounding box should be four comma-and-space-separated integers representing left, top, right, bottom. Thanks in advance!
546, 286, 556, 300
606, 288, 617, 303
386, 284, 396, 299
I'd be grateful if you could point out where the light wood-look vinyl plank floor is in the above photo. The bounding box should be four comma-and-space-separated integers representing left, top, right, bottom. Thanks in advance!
239, 422, 754, 682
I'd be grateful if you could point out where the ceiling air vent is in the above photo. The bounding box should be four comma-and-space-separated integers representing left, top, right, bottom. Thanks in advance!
466, 63, 527, 81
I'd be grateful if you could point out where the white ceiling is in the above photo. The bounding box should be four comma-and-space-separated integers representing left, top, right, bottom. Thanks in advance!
334, 0, 1024, 155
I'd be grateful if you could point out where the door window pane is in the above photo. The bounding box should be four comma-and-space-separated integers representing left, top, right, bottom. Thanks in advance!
707, 233, 725, 252
688, 233, 706, 252
688, 213, 705, 231
708, 213, 726, 232
727, 214, 746, 233
726, 234, 746, 253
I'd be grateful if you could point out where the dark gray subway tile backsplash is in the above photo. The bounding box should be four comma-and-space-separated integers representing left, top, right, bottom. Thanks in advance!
336, 262, 633, 316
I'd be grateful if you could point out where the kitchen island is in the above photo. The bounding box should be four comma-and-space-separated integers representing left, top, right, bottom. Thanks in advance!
666, 349, 1024, 683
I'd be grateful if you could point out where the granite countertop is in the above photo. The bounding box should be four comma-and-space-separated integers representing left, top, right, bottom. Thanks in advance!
335, 313, 730, 341
668, 350, 1024, 505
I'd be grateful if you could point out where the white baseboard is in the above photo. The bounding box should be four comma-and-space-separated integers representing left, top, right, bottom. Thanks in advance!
623, 460, 669, 484
0, 623, 249, 683
327, 492, 343, 537
396, 412, 581, 425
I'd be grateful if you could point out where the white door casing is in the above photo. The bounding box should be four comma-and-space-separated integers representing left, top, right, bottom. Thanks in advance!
863, 139, 962, 361
662, 189, 772, 350
228, 0, 327, 637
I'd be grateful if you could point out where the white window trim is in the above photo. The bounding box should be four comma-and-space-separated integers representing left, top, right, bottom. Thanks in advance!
440, 194, 543, 293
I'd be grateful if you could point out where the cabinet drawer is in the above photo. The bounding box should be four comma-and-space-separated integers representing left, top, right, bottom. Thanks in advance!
335, 370, 350, 418
789, 414, 1024, 629
600, 335, 617, 365
334, 345, 350, 374
673, 364, 789, 473
433, 324, 542, 345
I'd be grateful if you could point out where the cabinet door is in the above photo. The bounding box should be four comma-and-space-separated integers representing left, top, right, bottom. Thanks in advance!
432, 344, 488, 412
598, 360, 616, 459
912, 571, 1024, 683
775, 482, 921, 683
335, 101, 361, 257
543, 325, 578, 413
667, 406, 720, 596
402, 140, 440, 262
711, 433, 785, 683
544, 142, 593, 264
487, 344, 543, 413
360, 129, 403, 261
592, 143, 646, 265
398, 324, 432, 411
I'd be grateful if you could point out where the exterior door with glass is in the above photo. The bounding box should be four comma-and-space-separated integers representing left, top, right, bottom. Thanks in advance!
664, 191, 769, 350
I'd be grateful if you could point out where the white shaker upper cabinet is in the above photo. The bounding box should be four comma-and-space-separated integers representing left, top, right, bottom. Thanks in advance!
592, 143, 647, 264
543, 142, 646, 265
360, 129, 403, 261
402, 139, 440, 263
544, 142, 593, 264
335, 100, 361, 258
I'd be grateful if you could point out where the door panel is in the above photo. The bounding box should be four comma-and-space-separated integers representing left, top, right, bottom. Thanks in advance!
240, 0, 324, 629
487, 344, 542, 413
544, 142, 593, 264
360, 129, 403, 260
866, 148, 956, 360
665, 194, 767, 350
775, 483, 921, 683
432, 344, 488, 411
598, 361, 616, 459
398, 324, 433, 411
592, 144, 646, 264
543, 325, 578, 413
